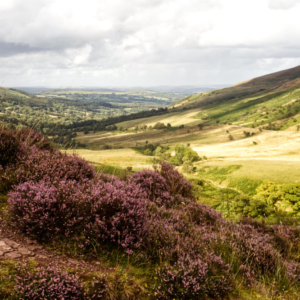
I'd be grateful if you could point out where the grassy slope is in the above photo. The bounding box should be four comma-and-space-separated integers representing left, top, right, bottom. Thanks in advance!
74, 65, 300, 198
102, 66, 300, 131
0, 87, 31, 100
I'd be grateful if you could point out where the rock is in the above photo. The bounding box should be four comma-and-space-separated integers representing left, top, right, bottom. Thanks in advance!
5, 252, 22, 259
0, 245, 12, 253
95, 262, 101, 265
0, 241, 7, 247
0, 251, 4, 256
68, 258, 79, 265
26, 239, 38, 245
28, 245, 43, 251
2, 238, 20, 249
18, 248, 32, 256
36, 255, 48, 260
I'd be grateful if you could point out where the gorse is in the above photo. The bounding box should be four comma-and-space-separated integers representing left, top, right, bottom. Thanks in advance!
2, 127, 300, 299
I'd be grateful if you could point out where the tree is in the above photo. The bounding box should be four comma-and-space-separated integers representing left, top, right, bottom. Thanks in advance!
182, 161, 195, 174
144, 149, 152, 156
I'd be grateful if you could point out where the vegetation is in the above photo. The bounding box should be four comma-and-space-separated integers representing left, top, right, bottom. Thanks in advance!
2, 127, 300, 299
0, 87, 185, 148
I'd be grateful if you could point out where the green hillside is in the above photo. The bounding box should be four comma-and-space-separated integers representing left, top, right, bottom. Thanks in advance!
171, 65, 300, 130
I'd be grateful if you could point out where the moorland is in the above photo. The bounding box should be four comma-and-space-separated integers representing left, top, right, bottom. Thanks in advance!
1, 66, 300, 299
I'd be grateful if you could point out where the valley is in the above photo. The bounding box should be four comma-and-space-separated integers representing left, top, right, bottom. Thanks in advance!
2, 65, 300, 299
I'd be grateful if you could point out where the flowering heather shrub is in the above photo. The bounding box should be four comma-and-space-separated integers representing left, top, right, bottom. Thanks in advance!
15, 263, 84, 300
130, 170, 174, 207
184, 200, 225, 227
84, 179, 148, 252
155, 161, 194, 199
8, 180, 92, 239
155, 253, 232, 299
12, 146, 95, 185
285, 261, 300, 283
228, 223, 279, 274
8, 178, 148, 252
96, 172, 120, 183
239, 264, 256, 287
0, 127, 26, 169
239, 218, 300, 258
84, 274, 108, 299
16, 127, 55, 152
143, 206, 192, 260
272, 225, 300, 255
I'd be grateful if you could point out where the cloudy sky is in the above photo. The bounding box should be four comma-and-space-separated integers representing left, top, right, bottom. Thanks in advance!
1, 0, 300, 87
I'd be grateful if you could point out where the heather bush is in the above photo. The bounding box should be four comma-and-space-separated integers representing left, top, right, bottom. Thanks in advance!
143, 204, 192, 261
8, 180, 92, 239
15, 263, 84, 300
272, 225, 300, 256
155, 253, 232, 299
8, 178, 148, 253
0, 127, 26, 169
184, 200, 225, 227
84, 179, 148, 253
155, 161, 194, 199
130, 170, 174, 207
11, 146, 95, 185
84, 274, 108, 299
130, 161, 194, 208
226, 223, 279, 274
16, 127, 55, 152
285, 261, 300, 284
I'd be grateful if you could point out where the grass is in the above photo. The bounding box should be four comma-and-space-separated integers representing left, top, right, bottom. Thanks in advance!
116, 108, 201, 129
66, 148, 153, 170
196, 159, 300, 185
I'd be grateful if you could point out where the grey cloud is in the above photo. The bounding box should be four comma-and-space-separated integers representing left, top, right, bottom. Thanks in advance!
0, 0, 299, 87
0, 41, 42, 57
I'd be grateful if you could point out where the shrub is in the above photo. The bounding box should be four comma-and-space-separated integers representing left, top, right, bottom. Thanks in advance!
228, 222, 279, 275
16, 128, 55, 152
84, 179, 148, 253
11, 146, 95, 185
129, 170, 173, 207
155, 253, 232, 299
143, 204, 193, 260
156, 161, 194, 200
184, 200, 224, 227
8, 179, 148, 253
0, 127, 26, 169
15, 263, 84, 300
182, 161, 195, 173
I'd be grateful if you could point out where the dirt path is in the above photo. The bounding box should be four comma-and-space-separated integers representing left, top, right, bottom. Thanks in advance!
0, 218, 113, 273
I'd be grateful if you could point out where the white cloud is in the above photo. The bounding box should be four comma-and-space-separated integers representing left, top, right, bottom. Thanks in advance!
0, 0, 300, 87
269, 0, 300, 10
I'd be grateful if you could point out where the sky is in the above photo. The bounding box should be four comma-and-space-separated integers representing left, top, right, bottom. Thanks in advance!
0, 0, 300, 87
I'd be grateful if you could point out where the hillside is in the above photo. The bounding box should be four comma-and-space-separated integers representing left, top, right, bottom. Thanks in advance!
171, 65, 300, 130
2, 127, 300, 299
72, 66, 300, 219
0, 86, 184, 147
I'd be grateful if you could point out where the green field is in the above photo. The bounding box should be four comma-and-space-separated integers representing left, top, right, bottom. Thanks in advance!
66, 148, 153, 170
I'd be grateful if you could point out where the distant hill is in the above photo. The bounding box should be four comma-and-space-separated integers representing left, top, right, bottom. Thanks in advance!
169, 65, 300, 130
